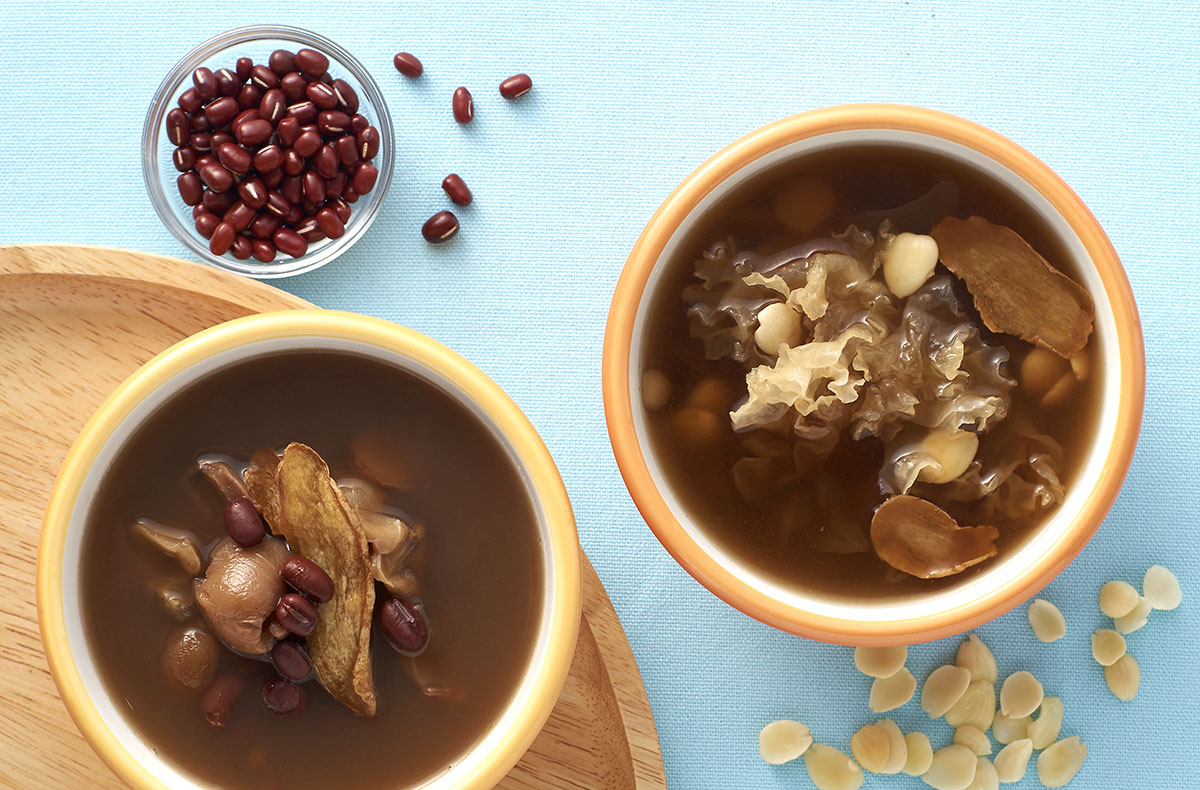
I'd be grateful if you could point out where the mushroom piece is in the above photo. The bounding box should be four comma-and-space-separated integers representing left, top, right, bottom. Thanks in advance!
194, 536, 290, 655
870, 495, 999, 579
359, 510, 424, 595
152, 576, 196, 621
197, 458, 250, 503
132, 519, 204, 577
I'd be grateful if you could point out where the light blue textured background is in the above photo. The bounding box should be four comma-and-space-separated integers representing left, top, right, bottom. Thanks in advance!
2, 2, 1197, 787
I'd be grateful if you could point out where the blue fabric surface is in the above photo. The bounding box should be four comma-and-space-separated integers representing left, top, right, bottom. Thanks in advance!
2, 2, 1198, 787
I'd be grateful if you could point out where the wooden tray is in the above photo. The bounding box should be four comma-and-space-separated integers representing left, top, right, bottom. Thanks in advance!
0, 244, 666, 790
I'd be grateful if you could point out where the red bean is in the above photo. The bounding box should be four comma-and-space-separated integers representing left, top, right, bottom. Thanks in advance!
334, 135, 358, 168
330, 197, 351, 223
189, 132, 213, 152
190, 67, 217, 99
252, 239, 277, 262
294, 48, 329, 78
195, 211, 220, 239
204, 96, 239, 127
177, 172, 203, 205
275, 592, 318, 636
263, 168, 283, 189
233, 108, 260, 128
315, 208, 345, 239
166, 108, 190, 146
235, 118, 274, 147
198, 162, 234, 192
302, 171, 326, 204
271, 640, 313, 680
325, 172, 347, 198
280, 556, 334, 602
222, 201, 256, 232
215, 68, 241, 96
202, 188, 234, 214
317, 110, 349, 136
282, 150, 305, 176
293, 129, 321, 158
201, 674, 244, 728
230, 235, 253, 260
332, 79, 359, 113
452, 86, 473, 124
210, 133, 234, 150
250, 64, 279, 91
189, 110, 212, 132
173, 146, 197, 172
306, 81, 338, 110
262, 675, 305, 715
250, 212, 282, 239
350, 162, 378, 195
253, 144, 284, 174
441, 173, 472, 206
268, 49, 295, 76
287, 100, 318, 124
209, 221, 236, 255
421, 210, 459, 244
178, 87, 204, 113
216, 142, 252, 175
235, 57, 253, 82
349, 113, 369, 134
379, 596, 428, 654
237, 83, 262, 110
281, 71, 307, 101
313, 144, 339, 179
392, 52, 423, 78
276, 115, 301, 147
238, 177, 267, 209
272, 228, 309, 258
223, 496, 265, 546
499, 73, 533, 99
356, 127, 380, 161
259, 88, 286, 124
265, 191, 290, 216
280, 174, 303, 204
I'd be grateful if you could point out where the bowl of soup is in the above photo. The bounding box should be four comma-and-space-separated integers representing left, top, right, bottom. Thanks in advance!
38, 310, 581, 789
603, 104, 1144, 645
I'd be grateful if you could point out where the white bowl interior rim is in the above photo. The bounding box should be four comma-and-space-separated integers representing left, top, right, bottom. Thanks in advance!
629, 128, 1120, 622
59, 336, 556, 788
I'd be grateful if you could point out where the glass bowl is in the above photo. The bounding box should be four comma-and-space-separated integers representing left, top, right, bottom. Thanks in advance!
142, 25, 395, 278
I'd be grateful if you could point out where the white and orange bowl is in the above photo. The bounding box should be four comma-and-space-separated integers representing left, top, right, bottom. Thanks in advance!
39, 310, 581, 789
603, 104, 1144, 646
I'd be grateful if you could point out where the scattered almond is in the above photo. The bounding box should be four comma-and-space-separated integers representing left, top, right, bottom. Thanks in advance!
922, 664, 972, 718
1142, 564, 1182, 610
1089, 629, 1126, 667
953, 725, 992, 756
993, 738, 1033, 783
1027, 697, 1063, 751
923, 744, 978, 790
1027, 599, 1066, 642
1112, 595, 1151, 634
991, 711, 1032, 745
850, 724, 891, 773
999, 670, 1043, 719
945, 679, 996, 732
966, 756, 999, 790
955, 633, 998, 684
870, 667, 917, 713
1104, 653, 1140, 701
877, 718, 908, 774
854, 645, 908, 679
804, 743, 865, 790
758, 719, 812, 764
1098, 580, 1139, 618
1036, 736, 1087, 788
903, 731, 934, 776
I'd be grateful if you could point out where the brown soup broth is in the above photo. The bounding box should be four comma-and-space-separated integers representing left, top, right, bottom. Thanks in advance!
81, 351, 544, 788
642, 146, 1100, 598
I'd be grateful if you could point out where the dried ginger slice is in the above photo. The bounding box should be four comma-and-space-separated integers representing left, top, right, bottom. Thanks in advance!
870, 495, 999, 579
931, 216, 1093, 358
274, 442, 377, 716
244, 449, 282, 529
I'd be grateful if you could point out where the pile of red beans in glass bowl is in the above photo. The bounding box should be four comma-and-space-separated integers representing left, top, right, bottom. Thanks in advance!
167, 48, 381, 263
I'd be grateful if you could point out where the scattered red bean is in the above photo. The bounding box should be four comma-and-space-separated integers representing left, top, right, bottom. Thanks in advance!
166, 50, 383, 262
422, 210, 459, 244
393, 52, 423, 78
441, 173, 472, 206
280, 556, 334, 603
201, 674, 244, 728
452, 86, 474, 124
275, 592, 319, 637
223, 496, 265, 547
262, 675, 305, 715
271, 640, 313, 681
379, 596, 429, 654
499, 73, 532, 99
